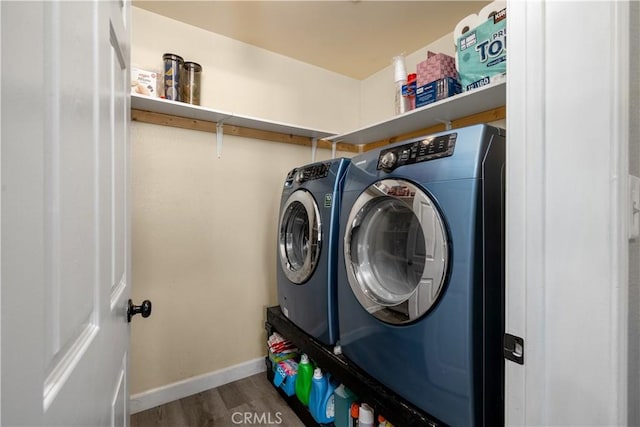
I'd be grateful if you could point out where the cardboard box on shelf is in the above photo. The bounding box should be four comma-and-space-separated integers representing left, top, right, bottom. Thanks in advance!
272, 359, 298, 397
416, 51, 458, 88
131, 67, 159, 97
415, 77, 462, 108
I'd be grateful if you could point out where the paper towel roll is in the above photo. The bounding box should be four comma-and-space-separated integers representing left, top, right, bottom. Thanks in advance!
453, 13, 480, 46
478, 0, 506, 22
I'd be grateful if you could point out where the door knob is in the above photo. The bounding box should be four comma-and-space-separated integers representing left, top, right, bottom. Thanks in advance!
127, 299, 152, 323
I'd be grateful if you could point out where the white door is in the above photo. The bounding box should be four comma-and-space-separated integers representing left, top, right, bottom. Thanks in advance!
506, 1, 630, 425
1, 0, 138, 425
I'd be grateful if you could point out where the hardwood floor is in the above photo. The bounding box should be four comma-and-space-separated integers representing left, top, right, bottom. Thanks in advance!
131, 372, 305, 427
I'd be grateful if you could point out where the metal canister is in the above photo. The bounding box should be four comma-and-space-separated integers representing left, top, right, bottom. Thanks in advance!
163, 53, 183, 101
182, 61, 202, 105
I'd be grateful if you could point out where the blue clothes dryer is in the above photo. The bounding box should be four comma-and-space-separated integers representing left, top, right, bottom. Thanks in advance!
277, 158, 350, 346
337, 125, 505, 426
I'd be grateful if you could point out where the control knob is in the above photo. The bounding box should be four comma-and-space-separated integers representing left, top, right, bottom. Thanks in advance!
295, 170, 305, 183
380, 151, 398, 171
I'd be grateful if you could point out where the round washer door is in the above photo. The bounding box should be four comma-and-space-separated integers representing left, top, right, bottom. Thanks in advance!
344, 179, 449, 324
279, 189, 322, 284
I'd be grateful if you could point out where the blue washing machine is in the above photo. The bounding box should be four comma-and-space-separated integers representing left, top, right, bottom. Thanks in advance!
337, 124, 505, 426
277, 158, 350, 345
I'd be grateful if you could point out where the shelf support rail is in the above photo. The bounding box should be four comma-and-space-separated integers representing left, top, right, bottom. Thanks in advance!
331, 141, 337, 159
215, 114, 234, 159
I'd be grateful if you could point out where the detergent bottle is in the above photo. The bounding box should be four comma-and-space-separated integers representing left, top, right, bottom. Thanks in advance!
358, 403, 374, 427
308, 367, 337, 424
350, 403, 360, 426
295, 354, 313, 406
334, 383, 357, 427
378, 414, 394, 427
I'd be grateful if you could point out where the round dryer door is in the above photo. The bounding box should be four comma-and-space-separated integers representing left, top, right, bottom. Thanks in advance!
279, 189, 322, 284
344, 179, 449, 324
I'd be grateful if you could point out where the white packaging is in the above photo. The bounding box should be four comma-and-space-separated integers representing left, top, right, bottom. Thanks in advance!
131, 67, 159, 97
359, 403, 374, 427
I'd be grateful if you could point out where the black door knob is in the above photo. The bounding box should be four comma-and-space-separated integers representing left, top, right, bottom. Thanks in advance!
128, 299, 152, 323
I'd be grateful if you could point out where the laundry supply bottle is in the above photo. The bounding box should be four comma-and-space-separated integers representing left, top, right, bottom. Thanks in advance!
405, 72, 417, 111
295, 354, 313, 406
378, 414, 393, 427
350, 403, 360, 426
334, 384, 357, 427
308, 367, 336, 424
358, 403, 374, 427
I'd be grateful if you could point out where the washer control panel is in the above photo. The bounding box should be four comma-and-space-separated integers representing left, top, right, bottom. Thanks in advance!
285, 162, 330, 186
377, 132, 457, 172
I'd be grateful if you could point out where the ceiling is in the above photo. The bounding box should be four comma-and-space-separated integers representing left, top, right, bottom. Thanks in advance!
132, 1, 488, 80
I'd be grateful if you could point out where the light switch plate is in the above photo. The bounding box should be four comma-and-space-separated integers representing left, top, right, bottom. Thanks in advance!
630, 175, 640, 240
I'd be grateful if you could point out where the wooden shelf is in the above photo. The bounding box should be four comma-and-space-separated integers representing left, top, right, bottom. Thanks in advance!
327, 81, 506, 149
130, 94, 361, 152
131, 81, 505, 153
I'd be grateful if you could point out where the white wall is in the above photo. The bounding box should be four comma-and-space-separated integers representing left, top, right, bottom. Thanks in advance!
130, 7, 357, 402
131, 123, 347, 396
132, 8, 360, 134
359, 32, 456, 126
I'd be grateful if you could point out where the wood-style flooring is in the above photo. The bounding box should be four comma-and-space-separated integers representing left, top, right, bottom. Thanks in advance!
131, 372, 305, 427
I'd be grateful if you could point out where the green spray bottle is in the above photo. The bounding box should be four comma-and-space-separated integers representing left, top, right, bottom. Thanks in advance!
295, 354, 313, 406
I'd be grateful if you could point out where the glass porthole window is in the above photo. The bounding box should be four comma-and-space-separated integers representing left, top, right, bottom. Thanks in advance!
344, 179, 448, 324
278, 190, 321, 284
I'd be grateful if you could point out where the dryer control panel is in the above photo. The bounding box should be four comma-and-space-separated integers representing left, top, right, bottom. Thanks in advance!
285, 162, 330, 186
377, 132, 457, 172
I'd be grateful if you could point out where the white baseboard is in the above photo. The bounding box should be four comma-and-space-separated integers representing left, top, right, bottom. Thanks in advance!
129, 357, 267, 414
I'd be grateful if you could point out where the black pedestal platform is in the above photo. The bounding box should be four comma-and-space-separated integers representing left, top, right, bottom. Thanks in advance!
265, 306, 445, 427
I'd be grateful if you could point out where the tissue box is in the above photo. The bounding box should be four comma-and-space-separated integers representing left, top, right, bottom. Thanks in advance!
415, 77, 461, 108
456, 8, 506, 91
131, 67, 159, 97
272, 359, 298, 397
416, 51, 457, 88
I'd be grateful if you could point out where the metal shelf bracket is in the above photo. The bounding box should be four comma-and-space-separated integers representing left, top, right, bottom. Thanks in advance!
435, 119, 452, 130
215, 114, 234, 159
311, 138, 318, 162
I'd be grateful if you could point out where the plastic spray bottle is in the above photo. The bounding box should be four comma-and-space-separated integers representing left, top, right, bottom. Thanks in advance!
295, 354, 313, 406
